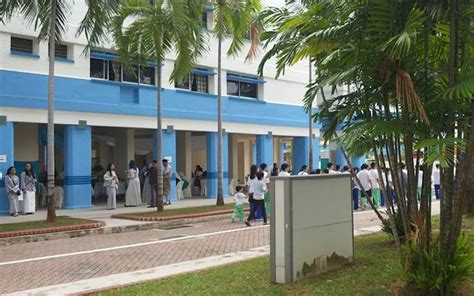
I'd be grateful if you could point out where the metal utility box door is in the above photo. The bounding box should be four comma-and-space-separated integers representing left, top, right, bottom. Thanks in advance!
270, 174, 354, 283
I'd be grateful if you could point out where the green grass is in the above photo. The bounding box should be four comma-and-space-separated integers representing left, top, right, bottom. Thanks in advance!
99, 217, 474, 296
0, 217, 99, 233
122, 203, 245, 218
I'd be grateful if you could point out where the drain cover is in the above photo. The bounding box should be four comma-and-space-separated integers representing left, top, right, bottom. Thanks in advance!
159, 235, 185, 240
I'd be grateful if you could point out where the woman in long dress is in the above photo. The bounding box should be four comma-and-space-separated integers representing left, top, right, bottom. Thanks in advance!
21, 162, 37, 214
5, 166, 20, 217
103, 163, 118, 210
125, 160, 142, 207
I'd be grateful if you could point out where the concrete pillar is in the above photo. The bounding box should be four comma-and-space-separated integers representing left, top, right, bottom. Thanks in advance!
0, 121, 14, 213
228, 134, 238, 181
252, 140, 257, 165
206, 132, 229, 198
351, 156, 366, 169
14, 123, 39, 175
335, 148, 347, 167
115, 128, 135, 178
256, 134, 273, 167
243, 139, 251, 172
280, 142, 286, 163
176, 131, 192, 177
292, 137, 309, 173
153, 129, 177, 201
64, 125, 92, 209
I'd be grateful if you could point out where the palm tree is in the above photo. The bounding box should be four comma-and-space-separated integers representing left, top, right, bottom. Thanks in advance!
113, 0, 206, 212
210, 0, 262, 206
1, 0, 121, 222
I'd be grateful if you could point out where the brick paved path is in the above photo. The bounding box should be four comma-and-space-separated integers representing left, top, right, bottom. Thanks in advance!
0, 203, 439, 294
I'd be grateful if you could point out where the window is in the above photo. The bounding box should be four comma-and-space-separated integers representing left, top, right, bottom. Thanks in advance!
48, 43, 69, 59
90, 53, 156, 85
11, 37, 33, 53
226, 74, 260, 99
201, 12, 208, 29
175, 72, 209, 93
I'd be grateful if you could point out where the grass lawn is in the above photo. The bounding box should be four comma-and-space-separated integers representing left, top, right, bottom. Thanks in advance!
99, 216, 474, 296
121, 203, 246, 218
0, 216, 99, 233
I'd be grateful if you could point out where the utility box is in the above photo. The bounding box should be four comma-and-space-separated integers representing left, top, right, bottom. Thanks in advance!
270, 174, 354, 283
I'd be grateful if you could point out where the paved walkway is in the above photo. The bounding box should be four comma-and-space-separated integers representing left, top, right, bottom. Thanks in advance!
0, 197, 234, 227
0, 201, 440, 295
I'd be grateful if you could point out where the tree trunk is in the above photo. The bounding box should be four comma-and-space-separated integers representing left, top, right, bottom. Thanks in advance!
308, 60, 314, 172
216, 11, 224, 206
46, 0, 58, 223
156, 62, 164, 212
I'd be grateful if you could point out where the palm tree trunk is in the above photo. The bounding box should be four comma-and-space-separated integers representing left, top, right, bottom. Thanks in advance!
308, 60, 313, 172
216, 18, 224, 206
156, 61, 164, 212
46, 0, 58, 223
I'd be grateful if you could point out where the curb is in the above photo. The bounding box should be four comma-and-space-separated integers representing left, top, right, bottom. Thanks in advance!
112, 208, 250, 222
0, 221, 105, 239
0, 212, 247, 246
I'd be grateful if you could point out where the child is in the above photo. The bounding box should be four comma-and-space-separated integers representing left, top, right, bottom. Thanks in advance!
245, 172, 268, 227
232, 186, 246, 223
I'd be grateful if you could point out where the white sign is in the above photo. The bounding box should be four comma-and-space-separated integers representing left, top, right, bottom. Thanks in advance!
0, 155, 6, 163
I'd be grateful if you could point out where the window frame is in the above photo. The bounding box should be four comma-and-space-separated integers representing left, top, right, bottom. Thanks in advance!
10, 36, 34, 54
175, 71, 209, 94
226, 74, 260, 99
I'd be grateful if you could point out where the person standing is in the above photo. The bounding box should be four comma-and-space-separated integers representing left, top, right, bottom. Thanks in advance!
103, 163, 118, 210
21, 162, 37, 214
432, 164, 441, 200
247, 165, 261, 220
352, 167, 360, 210
369, 162, 381, 207
357, 164, 373, 210
297, 165, 309, 176
148, 161, 158, 207
125, 160, 141, 207
327, 162, 338, 175
271, 163, 279, 176
278, 163, 291, 176
5, 166, 20, 217
193, 165, 203, 195
245, 172, 268, 227
162, 159, 172, 205
231, 185, 246, 223
260, 163, 271, 218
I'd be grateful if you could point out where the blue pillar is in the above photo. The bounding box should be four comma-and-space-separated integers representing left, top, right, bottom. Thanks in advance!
256, 134, 273, 167
313, 136, 321, 169
0, 122, 14, 214
64, 125, 92, 209
153, 129, 177, 201
335, 148, 347, 167
206, 132, 228, 198
351, 156, 366, 169
292, 137, 309, 173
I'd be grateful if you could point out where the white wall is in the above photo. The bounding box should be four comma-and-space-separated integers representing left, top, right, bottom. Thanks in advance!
14, 122, 39, 161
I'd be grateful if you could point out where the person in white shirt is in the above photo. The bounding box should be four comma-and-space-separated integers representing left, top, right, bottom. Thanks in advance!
278, 163, 291, 176
432, 164, 441, 200
369, 162, 381, 207
246, 172, 268, 226
352, 167, 360, 210
327, 162, 339, 175
297, 165, 309, 176
356, 164, 373, 209
231, 186, 247, 223
260, 163, 271, 218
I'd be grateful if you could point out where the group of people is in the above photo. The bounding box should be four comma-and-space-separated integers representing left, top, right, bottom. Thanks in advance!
4, 163, 37, 217
103, 159, 172, 210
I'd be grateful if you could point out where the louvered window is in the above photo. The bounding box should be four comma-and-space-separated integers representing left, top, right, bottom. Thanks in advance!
11, 37, 33, 53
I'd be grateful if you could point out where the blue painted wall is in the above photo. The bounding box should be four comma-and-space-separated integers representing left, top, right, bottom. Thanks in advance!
206, 132, 229, 198
64, 125, 93, 209
0, 122, 14, 214
256, 135, 273, 168
0, 70, 311, 128
153, 130, 177, 202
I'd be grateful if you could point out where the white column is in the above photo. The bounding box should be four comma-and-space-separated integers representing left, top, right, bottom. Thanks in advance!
115, 128, 135, 178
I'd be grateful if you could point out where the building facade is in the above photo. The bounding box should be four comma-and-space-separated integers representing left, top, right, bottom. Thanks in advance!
0, 1, 322, 212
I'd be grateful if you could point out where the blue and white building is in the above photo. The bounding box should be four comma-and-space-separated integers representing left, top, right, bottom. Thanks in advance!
0, 1, 324, 212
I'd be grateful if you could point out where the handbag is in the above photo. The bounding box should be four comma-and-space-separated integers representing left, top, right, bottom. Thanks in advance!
248, 192, 255, 203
